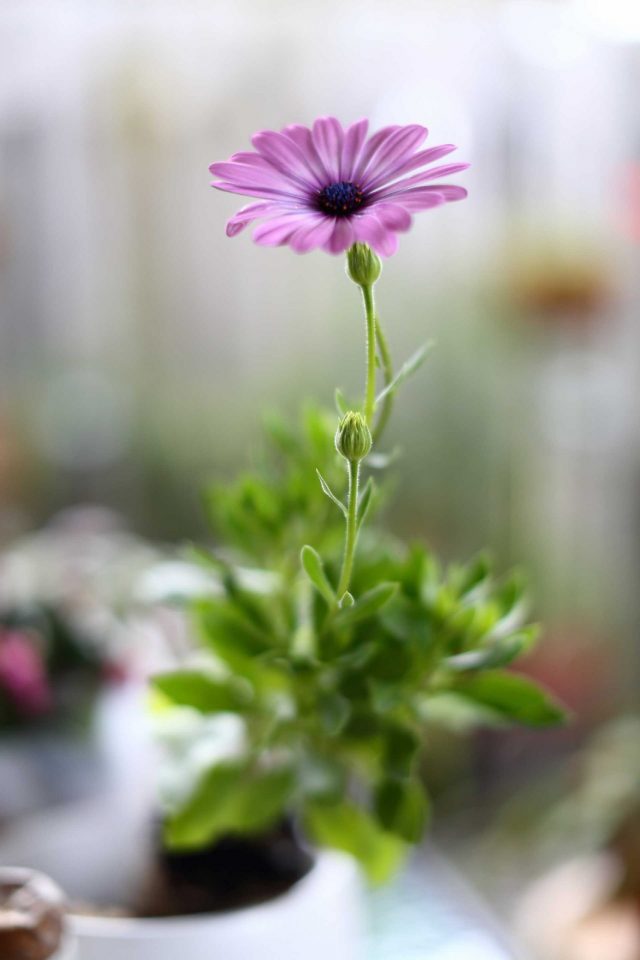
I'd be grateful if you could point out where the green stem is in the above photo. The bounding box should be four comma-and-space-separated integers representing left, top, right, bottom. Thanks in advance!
373, 319, 394, 444
362, 284, 377, 425
336, 459, 360, 598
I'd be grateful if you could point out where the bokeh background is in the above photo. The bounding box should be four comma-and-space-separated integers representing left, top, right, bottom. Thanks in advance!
2, 1, 640, 956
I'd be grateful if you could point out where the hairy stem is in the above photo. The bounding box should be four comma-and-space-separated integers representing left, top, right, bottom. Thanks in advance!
336, 459, 360, 598
373, 319, 394, 444
362, 284, 377, 425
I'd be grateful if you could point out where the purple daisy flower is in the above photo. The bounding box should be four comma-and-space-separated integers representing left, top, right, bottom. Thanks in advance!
209, 117, 469, 257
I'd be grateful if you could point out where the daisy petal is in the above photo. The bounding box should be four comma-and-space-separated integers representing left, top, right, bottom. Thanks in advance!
352, 213, 399, 257
210, 161, 295, 188
366, 144, 458, 191
373, 162, 470, 199
226, 201, 284, 236
251, 131, 321, 189
428, 185, 468, 201
341, 119, 369, 180
353, 125, 401, 181
281, 124, 330, 183
325, 218, 355, 255
372, 202, 413, 232
213, 181, 304, 201
253, 214, 308, 247
375, 230, 399, 257
361, 125, 428, 187
312, 117, 345, 181
289, 216, 335, 253
391, 188, 449, 211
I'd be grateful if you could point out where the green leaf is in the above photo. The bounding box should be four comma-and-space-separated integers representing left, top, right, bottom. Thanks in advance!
418, 692, 509, 731
374, 779, 429, 843
498, 569, 527, 614
305, 800, 406, 884
299, 754, 346, 803
194, 604, 287, 693
356, 477, 375, 529
316, 469, 347, 518
301, 545, 335, 606
369, 680, 403, 714
196, 599, 270, 657
151, 670, 251, 713
291, 623, 316, 661
444, 628, 538, 672
165, 761, 293, 850
368, 640, 412, 682
335, 582, 398, 628
383, 724, 420, 777
375, 341, 435, 405
318, 691, 351, 736
457, 552, 492, 597
453, 671, 566, 727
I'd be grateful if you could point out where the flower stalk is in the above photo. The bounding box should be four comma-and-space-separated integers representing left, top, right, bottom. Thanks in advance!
336, 458, 360, 599
373, 319, 394, 443
362, 283, 377, 426
334, 410, 372, 598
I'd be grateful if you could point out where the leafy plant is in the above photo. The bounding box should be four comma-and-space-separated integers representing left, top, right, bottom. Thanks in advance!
152, 121, 564, 883
152, 276, 563, 883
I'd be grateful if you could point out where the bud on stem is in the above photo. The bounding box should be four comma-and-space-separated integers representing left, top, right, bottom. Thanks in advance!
346, 243, 382, 288
335, 411, 372, 464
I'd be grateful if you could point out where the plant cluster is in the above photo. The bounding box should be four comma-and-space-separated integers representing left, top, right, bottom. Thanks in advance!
152, 117, 564, 881
0, 608, 108, 731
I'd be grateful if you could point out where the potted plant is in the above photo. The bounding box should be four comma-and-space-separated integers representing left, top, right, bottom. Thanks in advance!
69, 116, 564, 959
0, 509, 155, 819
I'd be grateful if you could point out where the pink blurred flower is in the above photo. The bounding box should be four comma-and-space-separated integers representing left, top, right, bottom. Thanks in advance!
210, 117, 468, 257
0, 629, 52, 716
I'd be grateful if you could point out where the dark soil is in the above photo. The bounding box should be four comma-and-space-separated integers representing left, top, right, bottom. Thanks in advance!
76, 819, 314, 918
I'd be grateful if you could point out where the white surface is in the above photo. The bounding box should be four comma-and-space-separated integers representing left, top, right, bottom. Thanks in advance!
53, 937, 78, 960
71, 850, 364, 960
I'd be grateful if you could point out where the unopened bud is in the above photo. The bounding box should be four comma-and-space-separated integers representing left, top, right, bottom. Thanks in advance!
346, 243, 382, 287
335, 411, 372, 463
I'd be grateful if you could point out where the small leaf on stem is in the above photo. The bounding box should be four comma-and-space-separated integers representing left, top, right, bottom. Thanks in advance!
375, 341, 435, 406
316, 469, 347, 517
357, 476, 376, 529
335, 582, 399, 628
301, 544, 335, 606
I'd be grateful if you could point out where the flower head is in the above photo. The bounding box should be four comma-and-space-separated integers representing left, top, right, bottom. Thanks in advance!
210, 117, 469, 257
0, 629, 52, 717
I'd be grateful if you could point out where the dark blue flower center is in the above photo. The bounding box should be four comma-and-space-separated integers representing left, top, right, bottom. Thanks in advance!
317, 181, 364, 217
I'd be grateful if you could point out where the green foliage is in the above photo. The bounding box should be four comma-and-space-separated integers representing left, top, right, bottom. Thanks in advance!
205, 407, 343, 569
304, 801, 405, 884
164, 759, 294, 850
157, 407, 565, 883
300, 545, 335, 606
451, 671, 567, 726
152, 670, 252, 713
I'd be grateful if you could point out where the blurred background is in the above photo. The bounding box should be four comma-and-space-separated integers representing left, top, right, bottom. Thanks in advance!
1, 0, 640, 956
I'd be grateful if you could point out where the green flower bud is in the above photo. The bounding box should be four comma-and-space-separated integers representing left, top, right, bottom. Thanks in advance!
335, 411, 372, 463
346, 243, 382, 287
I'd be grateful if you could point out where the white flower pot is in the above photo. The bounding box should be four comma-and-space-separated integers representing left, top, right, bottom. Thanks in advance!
71, 850, 364, 960
54, 938, 78, 960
